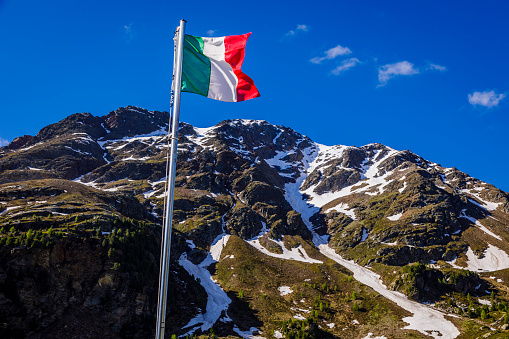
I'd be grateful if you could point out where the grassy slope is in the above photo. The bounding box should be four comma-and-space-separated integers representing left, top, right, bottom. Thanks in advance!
213, 235, 425, 338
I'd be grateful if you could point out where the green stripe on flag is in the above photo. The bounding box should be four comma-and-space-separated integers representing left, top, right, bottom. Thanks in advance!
181, 35, 210, 97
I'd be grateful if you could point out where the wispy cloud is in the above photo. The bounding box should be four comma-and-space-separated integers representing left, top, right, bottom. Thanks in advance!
310, 44, 351, 64
378, 61, 419, 86
468, 90, 505, 108
0, 137, 9, 147
285, 24, 309, 37
427, 63, 447, 71
331, 58, 360, 75
123, 23, 136, 40
207, 29, 217, 37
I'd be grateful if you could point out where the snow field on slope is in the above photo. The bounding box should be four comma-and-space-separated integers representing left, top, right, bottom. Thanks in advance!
233, 326, 265, 339
245, 220, 322, 264
324, 202, 356, 220
247, 237, 322, 264
179, 235, 232, 336
459, 210, 502, 241
277, 142, 460, 339
0, 205, 22, 214
99, 127, 168, 151
318, 245, 460, 339
264, 150, 298, 178
210, 234, 231, 261
299, 145, 401, 208
460, 189, 502, 211
447, 244, 509, 272
189, 126, 218, 150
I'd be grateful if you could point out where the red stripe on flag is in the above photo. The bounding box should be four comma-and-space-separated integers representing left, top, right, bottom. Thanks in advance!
224, 33, 260, 102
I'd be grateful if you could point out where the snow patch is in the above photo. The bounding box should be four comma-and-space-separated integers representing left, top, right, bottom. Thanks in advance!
143, 189, 159, 199
324, 202, 356, 220
265, 150, 296, 171
0, 206, 22, 215
301, 146, 400, 209
461, 189, 502, 211
387, 213, 403, 221
247, 237, 322, 264
278, 286, 293, 296
233, 326, 265, 339
210, 234, 231, 261
179, 234, 231, 335
478, 299, 492, 306
179, 253, 231, 336
190, 126, 217, 149
459, 210, 501, 240
362, 334, 387, 339
64, 146, 91, 156
399, 181, 407, 193
291, 307, 310, 313
122, 156, 151, 161
360, 228, 369, 242
448, 245, 509, 272
186, 240, 196, 249
246, 221, 321, 264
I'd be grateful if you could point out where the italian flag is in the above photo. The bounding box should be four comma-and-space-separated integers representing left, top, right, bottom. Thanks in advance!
181, 33, 260, 102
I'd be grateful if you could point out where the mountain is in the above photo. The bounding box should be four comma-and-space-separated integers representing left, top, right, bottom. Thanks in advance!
1, 106, 509, 339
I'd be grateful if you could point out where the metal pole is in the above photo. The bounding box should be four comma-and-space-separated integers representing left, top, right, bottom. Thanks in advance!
156, 19, 186, 339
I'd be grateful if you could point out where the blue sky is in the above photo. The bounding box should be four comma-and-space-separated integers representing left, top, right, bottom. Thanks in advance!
1, 0, 508, 192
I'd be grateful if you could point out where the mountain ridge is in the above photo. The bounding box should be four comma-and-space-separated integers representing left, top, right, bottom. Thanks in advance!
1, 106, 509, 338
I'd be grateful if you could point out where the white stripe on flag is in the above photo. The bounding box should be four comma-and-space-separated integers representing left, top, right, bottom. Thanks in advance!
202, 37, 238, 102
208, 59, 238, 102
202, 37, 226, 61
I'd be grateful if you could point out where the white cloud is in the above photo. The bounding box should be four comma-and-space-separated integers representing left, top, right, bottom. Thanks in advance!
331, 58, 360, 75
123, 23, 136, 40
0, 138, 9, 147
378, 61, 419, 85
296, 24, 309, 32
207, 30, 217, 36
428, 63, 447, 71
468, 90, 505, 108
310, 44, 352, 64
285, 24, 309, 37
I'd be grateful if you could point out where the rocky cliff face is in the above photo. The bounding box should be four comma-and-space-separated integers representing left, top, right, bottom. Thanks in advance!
1, 106, 509, 338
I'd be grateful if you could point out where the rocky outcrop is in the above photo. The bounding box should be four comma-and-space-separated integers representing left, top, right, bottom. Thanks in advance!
102, 107, 169, 140
4, 135, 34, 150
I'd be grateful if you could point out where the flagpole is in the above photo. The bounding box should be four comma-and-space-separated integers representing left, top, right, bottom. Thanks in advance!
156, 19, 186, 339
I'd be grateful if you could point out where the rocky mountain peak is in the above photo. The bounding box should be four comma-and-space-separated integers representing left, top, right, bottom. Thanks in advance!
102, 106, 169, 140
2, 107, 509, 338
33, 112, 104, 144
